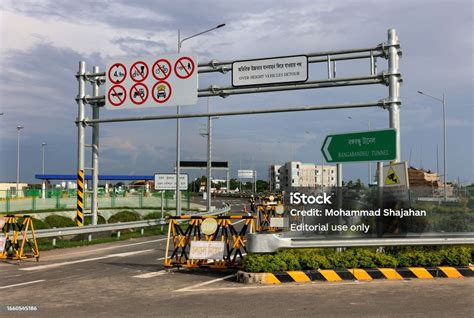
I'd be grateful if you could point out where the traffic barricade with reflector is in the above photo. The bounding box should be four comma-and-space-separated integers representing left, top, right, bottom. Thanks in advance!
164, 215, 256, 269
0, 214, 40, 261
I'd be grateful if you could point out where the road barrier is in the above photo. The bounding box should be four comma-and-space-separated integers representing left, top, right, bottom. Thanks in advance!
247, 233, 474, 253
253, 195, 284, 232
0, 215, 40, 261
237, 266, 474, 284
164, 215, 256, 269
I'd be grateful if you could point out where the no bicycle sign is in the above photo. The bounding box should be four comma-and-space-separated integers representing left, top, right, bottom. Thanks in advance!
105, 54, 198, 110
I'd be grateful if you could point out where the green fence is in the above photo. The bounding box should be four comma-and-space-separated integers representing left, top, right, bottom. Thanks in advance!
0, 189, 191, 213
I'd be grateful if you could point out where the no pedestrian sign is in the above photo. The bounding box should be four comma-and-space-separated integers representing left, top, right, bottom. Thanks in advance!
105, 54, 198, 110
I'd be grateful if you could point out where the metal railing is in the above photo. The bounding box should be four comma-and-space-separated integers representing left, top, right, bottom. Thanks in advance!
0, 189, 192, 213
16, 206, 231, 240
247, 233, 474, 253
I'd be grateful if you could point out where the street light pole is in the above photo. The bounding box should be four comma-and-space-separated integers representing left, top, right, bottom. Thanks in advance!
175, 23, 225, 216
417, 91, 448, 201
42, 142, 47, 199
16, 126, 24, 197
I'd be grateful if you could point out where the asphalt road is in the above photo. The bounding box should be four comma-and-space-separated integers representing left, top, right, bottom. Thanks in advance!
1, 198, 473, 317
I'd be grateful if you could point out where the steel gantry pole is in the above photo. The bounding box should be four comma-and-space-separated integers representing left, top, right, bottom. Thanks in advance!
176, 30, 182, 216
91, 65, 100, 225
207, 110, 212, 211
76, 61, 86, 227
387, 29, 401, 163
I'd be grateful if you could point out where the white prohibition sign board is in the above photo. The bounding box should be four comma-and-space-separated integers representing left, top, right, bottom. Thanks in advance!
189, 241, 225, 260
154, 173, 188, 191
105, 54, 198, 110
232, 55, 308, 87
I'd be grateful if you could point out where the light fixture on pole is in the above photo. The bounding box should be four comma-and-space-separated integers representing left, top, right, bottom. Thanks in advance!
417, 90, 447, 202
16, 125, 24, 197
175, 23, 226, 216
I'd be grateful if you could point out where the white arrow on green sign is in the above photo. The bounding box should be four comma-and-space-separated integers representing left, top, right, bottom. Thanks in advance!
321, 129, 396, 162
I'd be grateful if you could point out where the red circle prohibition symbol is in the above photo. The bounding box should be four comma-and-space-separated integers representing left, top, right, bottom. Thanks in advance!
174, 57, 195, 79
129, 83, 149, 105
152, 59, 172, 81
130, 61, 149, 82
152, 81, 172, 104
108, 63, 127, 84
107, 85, 127, 107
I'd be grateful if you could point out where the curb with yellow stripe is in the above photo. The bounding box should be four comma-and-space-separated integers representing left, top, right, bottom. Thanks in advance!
255, 266, 474, 284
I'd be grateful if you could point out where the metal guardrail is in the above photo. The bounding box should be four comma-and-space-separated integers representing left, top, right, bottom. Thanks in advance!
24, 207, 231, 239
247, 233, 474, 253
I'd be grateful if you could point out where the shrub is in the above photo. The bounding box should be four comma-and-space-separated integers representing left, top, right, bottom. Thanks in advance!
440, 247, 471, 266
84, 215, 106, 225
144, 212, 171, 220
275, 251, 301, 270
108, 211, 141, 223
44, 215, 75, 228
299, 252, 331, 270
373, 253, 399, 268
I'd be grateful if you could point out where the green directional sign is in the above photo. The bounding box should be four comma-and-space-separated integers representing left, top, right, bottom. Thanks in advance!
321, 129, 396, 162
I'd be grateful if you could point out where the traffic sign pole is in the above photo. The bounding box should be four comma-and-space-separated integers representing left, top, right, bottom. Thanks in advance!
388, 29, 401, 163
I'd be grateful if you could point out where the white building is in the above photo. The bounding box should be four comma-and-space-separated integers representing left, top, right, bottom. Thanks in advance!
269, 165, 281, 191
269, 161, 336, 192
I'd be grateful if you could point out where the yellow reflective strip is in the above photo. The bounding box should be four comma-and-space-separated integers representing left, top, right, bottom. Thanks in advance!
287, 271, 311, 282
438, 266, 463, 278
409, 267, 433, 279
349, 269, 372, 281
264, 273, 281, 284
378, 268, 403, 280
77, 180, 84, 189
319, 270, 342, 282
77, 201, 83, 209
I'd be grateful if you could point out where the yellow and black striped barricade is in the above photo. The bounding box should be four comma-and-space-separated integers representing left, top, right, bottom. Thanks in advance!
256, 204, 284, 232
0, 214, 40, 261
76, 169, 85, 226
164, 215, 256, 269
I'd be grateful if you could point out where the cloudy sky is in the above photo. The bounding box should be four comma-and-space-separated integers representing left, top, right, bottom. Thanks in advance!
0, 0, 472, 185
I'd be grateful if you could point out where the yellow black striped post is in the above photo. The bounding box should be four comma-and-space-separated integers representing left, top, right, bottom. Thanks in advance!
76, 169, 84, 226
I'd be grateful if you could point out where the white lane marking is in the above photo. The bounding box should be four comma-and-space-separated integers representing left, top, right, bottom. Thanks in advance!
0, 280, 45, 290
19, 249, 155, 271
133, 270, 168, 278
45, 237, 168, 260
174, 274, 235, 292
157, 257, 165, 260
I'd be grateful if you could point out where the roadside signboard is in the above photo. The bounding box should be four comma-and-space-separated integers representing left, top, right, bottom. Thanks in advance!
232, 55, 308, 87
238, 170, 254, 179
383, 162, 409, 188
189, 241, 225, 260
154, 173, 188, 191
321, 129, 396, 163
383, 162, 410, 202
106, 54, 198, 110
